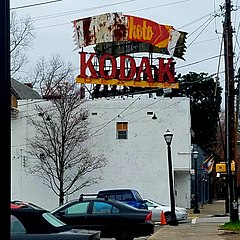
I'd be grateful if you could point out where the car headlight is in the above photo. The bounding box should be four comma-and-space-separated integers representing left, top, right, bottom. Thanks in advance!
93, 232, 101, 240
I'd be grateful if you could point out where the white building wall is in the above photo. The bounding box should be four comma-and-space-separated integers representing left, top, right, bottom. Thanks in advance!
11, 100, 59, 210
11, 95, 192, 210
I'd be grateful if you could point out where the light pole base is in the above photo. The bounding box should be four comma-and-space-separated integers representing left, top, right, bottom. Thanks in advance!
193, 207, 200, 214
168, 216, 178, 226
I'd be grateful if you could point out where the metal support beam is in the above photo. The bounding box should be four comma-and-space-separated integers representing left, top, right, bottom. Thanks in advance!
0, 0, 11, 239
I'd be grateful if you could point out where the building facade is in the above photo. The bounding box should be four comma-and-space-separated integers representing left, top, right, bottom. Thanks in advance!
11, 94, 192, 210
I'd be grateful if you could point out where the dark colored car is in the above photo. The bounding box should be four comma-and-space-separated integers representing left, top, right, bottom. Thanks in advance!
11, 200, 45, 210
10, 202, 101, 240
97, 188, 148, 210
51, 196, 154, 240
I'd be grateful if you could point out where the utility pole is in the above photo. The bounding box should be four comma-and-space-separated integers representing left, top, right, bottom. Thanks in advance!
224, 0, 239, 222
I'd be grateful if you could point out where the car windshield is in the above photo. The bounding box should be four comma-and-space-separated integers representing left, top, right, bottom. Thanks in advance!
42, 212, 66, 227
133, 190, 144, 201
147, 199, 166, 207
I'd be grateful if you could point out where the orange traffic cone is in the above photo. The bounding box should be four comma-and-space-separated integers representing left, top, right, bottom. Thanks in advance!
160, 211, 167, 225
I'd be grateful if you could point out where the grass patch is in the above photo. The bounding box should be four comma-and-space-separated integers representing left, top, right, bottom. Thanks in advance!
219, 221, 240, 231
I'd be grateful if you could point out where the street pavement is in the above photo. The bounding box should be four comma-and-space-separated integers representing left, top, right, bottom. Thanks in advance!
102, 200, 240, 239
148, 199, 240, 240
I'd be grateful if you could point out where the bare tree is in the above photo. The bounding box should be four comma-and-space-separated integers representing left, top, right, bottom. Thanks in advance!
29, 54, 74, 97
10, 11, 35, 76
27, 58, 107, 206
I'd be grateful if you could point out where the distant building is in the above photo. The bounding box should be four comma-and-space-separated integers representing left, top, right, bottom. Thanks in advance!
11, 78, 41, 118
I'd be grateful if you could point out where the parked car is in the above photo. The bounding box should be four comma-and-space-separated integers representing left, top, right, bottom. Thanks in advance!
97, 188, 148, 209
144, 198, 188, 224
10, 202, 101, 240
11, 200, 45, 209
51, 195, 154, 240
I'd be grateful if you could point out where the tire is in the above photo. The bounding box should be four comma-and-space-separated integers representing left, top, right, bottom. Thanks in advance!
164, 212, 171, 224
115, 230, 134, 240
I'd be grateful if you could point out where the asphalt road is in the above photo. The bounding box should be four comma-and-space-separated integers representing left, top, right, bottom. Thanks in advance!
148, 216, 240, 240
101, 217, 240, 240
100, 224, 169, 240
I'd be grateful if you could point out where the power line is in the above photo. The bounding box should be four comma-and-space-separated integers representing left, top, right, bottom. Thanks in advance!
87, 98, 187, 139
176, 54, 224, 70
187, 14, 216, 41
24, 0, 188, 22
89, 94, 143, 138
127, 0, 191, 13
10, 0, 63, 10
22, 0, 136, 22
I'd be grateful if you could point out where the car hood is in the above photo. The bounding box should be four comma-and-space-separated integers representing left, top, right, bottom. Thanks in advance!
150, 205, 186, 212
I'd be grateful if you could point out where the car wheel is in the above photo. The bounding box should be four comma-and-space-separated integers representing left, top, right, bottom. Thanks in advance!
115, 230, 134, 240
164, 212, 171, 224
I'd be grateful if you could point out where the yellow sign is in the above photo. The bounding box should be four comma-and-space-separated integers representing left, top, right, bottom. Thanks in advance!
216, 162, 227, 173
76, 77, 179, 89
215, 161, 235, 173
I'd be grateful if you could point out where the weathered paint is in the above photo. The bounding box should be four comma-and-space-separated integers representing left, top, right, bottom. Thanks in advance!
72, 12, 186, 58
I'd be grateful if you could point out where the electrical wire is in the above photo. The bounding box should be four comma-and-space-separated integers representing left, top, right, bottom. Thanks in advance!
187, 15, 216, 48
87, 98, 188, 139
127, 0, 191, 13
176, 54, 224, 70
12, 0, 227, 78
11, 96, 187, 148
18, 0, 136, 21
233, 20, 240, 71
10, 0, 63, 10
214, 34, 224, 97
88, 94, 143, 138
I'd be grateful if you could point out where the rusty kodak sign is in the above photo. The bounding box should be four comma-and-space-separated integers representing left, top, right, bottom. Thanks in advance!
76, 52, 179, 89
72, 13, 186, 88
72, 12, 186, 58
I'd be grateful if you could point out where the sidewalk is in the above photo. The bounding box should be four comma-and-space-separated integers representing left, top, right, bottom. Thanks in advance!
148, 199, 239, 240
188, 199, 227, 218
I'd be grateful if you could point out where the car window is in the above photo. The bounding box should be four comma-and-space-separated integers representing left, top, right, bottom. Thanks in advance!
42, 212, 66, 227
108, 194, 118, 200
11, 215, 26, 233
98, 190, 134, 201
133, 190, 143, 201
65, 202, 89, 214
92, 202, 120, 214
121, 192, 134, 201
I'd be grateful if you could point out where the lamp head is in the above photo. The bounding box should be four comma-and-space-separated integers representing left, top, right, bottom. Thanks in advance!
192, 151, 199, 159
152, 113, 157, 120
164, 129, 173, 144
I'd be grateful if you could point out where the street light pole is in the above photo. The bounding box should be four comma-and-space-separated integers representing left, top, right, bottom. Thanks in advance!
193, 151, 200, 214
164, 129, 178, 226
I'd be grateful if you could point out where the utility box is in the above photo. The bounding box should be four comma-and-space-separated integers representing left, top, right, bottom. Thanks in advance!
231, 161, 235, 172
216, 162, 226, 173
216, 161, 235, 173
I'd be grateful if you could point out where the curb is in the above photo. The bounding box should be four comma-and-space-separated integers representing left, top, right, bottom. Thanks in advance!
218, 229, 240, 235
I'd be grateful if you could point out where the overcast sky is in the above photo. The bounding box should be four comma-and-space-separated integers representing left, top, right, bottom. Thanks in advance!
10, 0, 240, 100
